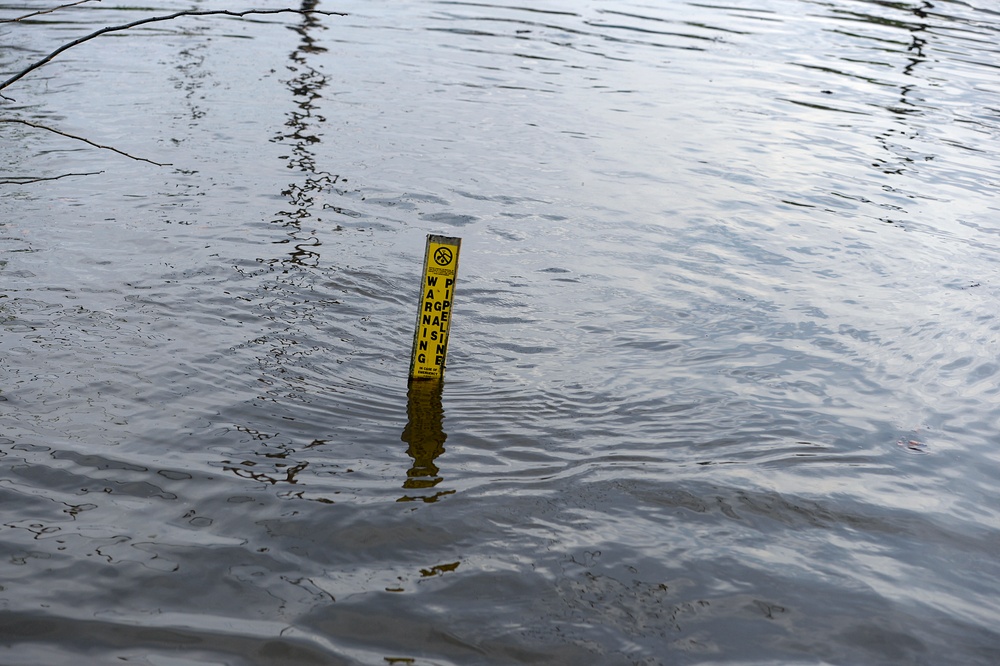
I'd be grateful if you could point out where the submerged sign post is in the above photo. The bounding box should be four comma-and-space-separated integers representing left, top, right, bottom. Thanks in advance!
409, 235, 461, 381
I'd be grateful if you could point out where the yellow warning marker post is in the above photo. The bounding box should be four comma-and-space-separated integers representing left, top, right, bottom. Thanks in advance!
409, 235, 461, 381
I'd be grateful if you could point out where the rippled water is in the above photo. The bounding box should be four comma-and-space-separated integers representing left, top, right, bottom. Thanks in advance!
2, 0, 1000, 663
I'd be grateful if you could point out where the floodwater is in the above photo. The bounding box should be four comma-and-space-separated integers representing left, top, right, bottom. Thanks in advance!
2, 0, 999, 663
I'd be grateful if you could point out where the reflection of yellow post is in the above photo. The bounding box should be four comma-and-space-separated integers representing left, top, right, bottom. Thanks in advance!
399, 380, 450, 500
409, 235, 461, 381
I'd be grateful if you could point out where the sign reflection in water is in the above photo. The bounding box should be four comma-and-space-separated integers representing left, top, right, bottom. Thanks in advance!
399, 380, 453, 503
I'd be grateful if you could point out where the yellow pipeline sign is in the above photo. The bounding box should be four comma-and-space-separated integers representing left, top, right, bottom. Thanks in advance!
409, 235, 461, 381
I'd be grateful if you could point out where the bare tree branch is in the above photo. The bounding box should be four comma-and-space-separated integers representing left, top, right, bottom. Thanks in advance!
0, 8, 346, 94
0, 0, 100, 24
0, 171, 104, 184
0, 117, 169, 166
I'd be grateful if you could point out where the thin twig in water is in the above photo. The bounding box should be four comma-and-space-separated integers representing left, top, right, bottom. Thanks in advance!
0, 0, 100, 24
0, 171, 104, 184
0, 8, 346, 94
0, 118, 169, 166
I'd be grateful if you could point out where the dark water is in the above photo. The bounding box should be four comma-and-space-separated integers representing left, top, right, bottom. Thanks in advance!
2, 0, 1000, 663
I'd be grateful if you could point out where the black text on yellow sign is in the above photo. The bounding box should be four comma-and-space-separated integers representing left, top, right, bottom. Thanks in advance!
409, 235, 461, 381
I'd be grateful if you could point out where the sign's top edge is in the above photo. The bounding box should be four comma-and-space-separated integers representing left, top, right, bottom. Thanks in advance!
427, 234, 462, 245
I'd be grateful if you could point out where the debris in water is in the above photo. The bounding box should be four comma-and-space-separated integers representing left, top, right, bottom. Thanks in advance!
897, 437, 927, 454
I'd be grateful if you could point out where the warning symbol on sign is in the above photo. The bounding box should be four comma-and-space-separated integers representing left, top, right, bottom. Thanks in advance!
434, 247, 453, 266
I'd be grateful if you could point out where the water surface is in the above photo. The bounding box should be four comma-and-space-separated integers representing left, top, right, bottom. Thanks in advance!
2, 0, 1000, 663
